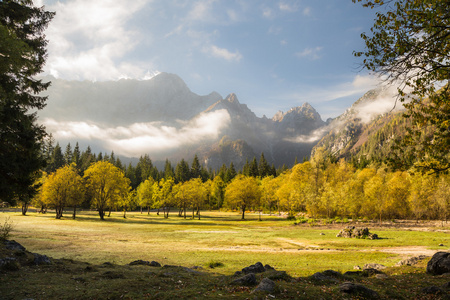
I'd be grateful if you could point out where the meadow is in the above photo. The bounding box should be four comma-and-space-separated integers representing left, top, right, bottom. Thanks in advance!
2, 209, 449, 277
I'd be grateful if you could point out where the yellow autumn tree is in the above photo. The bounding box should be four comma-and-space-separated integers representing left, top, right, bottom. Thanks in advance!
136, 177, 156, 214
41, 164, 84, 219
84, 161, 130, 220
225, 175, 261, 220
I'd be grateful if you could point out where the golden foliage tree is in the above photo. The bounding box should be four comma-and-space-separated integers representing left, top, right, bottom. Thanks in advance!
225, 175, 261, 220
84, 161, 130, 220
41, 164, 84, 219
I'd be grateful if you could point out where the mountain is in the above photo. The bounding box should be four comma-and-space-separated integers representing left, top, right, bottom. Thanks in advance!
312, 86, 409, 166
39, 72, 328, 170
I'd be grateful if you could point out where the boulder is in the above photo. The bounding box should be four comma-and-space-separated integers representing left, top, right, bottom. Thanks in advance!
230, 273, 257, 286
252, 278, 277, 293
4, 240, 26, 252
395, 255, 428, 267
363, 263, 386, 270
0, 257, 20, 271
426, 252, 450, 275
129, 260, 150, 266
336, 226, 379, 239
33, 253, 51, 265
340, 282, 379, 298
241, 262, 265, 274
150, 261, 161, 267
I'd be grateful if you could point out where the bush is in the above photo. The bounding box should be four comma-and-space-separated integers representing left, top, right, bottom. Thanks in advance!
286, 215, 296, 221
0, 217, 13, 241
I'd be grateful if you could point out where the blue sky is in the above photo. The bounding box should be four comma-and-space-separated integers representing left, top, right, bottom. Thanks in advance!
38, 0, 383, 120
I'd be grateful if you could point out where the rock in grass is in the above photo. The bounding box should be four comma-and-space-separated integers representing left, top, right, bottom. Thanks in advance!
427, 252, 450, 275
231, 273, 257, 286
0, 257, 20, 271
33, 253, 51, 265
252, 278, 277, 293
4, 240, 26, 252
340, 282, 379, 298
395, 255, 428, 266
129, 260, 150, 266
101, 271, 125, 279
363, 263, 386, 270
150, 261, 161, 267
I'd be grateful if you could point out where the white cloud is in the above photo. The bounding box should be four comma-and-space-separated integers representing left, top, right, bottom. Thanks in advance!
44, 0, 150, 81
204, 45, 243, 62
262, 7, 274, 19
295, 47, 323, 60
279, 2, 298, 12
42, 110, 231, 157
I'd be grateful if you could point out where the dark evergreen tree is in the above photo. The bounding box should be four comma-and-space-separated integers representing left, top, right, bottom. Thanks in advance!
175, 159, 190, 183
218, 164, 227, 180
137, 154, 153, 182
96, 152, 103, 161
72, 142, 81, 167
191, 154, 201, 179
0, 0, 54, 206
258, 153, 270, 177
270, 164, 277, 177
125, 163, 138, 189
64, 143, 72, 165
47, 143, 64, 173
249, 157, 259, 177
79, 146, 95, 174
164, 159, 174, 179
225, 162, 237, 182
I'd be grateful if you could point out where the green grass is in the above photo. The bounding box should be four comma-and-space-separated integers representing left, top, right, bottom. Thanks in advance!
1, 209, 450, 299
1, 209, 449, 277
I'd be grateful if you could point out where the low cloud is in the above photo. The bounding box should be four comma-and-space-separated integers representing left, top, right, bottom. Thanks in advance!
284, 127, 329, 144
42, 109, 231, 157
352, 87, 403, 123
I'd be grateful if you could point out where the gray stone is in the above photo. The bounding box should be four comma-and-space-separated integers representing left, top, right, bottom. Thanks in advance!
336, 226, 379, 239
129, 260, 150, 266
340, 282, 379, 298
0, 257, 20, 271
4, 240, 26, 252
231, 273, 257, 286
241, 262, 266, 274
427, 252, 450, 275
363, 263, 386, 270
311, 271, 338, 283
150, 261, 161, 267
396, 255, 428, 266
252, 278, 277, 293
33, 253, 51, 265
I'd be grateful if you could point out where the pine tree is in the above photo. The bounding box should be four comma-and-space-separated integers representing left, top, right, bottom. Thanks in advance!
259, 153, 270, 178
249, 157, 259, 177
191, 154, 201, 179
175, 159, 190, 183
0, 0, 54, 206
72, 142, 81, 167
164, 159, 174, 179
64, 143, 72, 165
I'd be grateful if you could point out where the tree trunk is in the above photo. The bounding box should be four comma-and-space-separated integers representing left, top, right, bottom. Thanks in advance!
241, 205, 246, 220
99, 208, 105, 220
184, 205, 186, 219
21, 203, 28, 216
123, 209, 126, 218
198, 207, 201, 220
140, 206, 143, 214
148, 207, 150, 215
157, 208, 160, 216
192, 207, 195, 219
259, 210, 262, 221
73, 206, 77, 219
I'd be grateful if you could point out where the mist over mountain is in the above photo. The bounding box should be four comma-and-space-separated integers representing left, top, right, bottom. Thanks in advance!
39, 72, 392, 170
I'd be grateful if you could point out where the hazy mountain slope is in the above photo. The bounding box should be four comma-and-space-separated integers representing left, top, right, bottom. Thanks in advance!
40, 72, 222, 126
312, 87, 410, 166
39, 72, 328, 169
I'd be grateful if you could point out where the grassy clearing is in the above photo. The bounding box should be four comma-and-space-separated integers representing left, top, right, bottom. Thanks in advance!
1, 209, 450, 299
1, 209, 449, 277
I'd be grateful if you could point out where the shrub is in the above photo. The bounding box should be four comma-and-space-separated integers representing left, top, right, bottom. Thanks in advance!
0, 217, 13, 241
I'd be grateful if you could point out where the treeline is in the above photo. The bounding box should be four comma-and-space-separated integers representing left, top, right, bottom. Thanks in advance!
42, 138, 281, 189
33, 138, 449, 223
